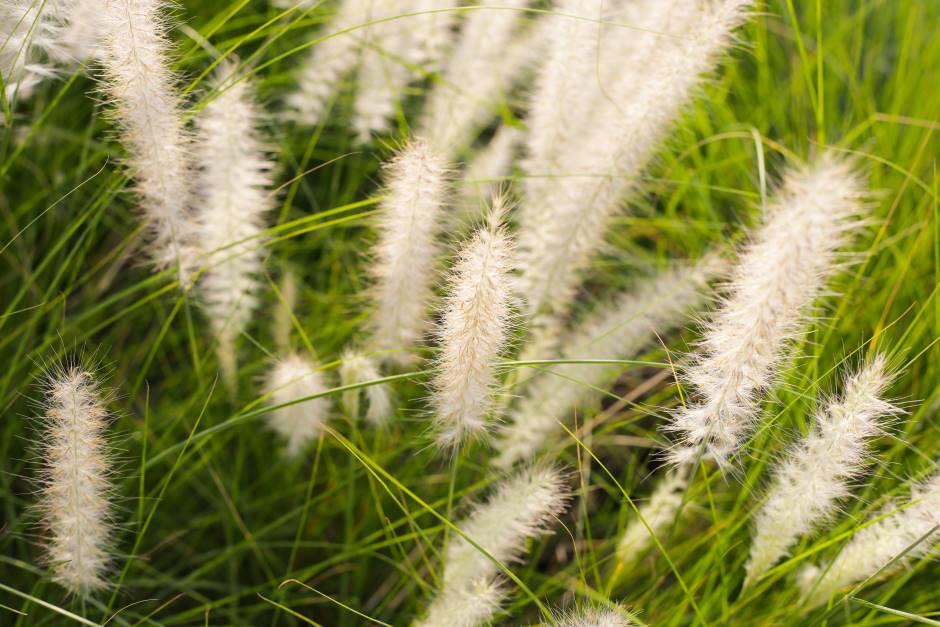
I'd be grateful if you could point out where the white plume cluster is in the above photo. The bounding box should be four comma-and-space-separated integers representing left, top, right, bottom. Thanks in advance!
431, 200, 514, 451
461, 124, 524, 208
415, 578, 506, 627
286, 0, 370, 125
368, 138, 450, 366
616, 467, 689, 565
496, 257, 722, 467
193, 64, 274, 389
418, 466, 570, 626
516, 0, 750, 321
667, 155, 867, 468
799, 471, 940, 608
38, 367, 114, 595
99, 0, 196, 283
555, 604, 637, 627
1, 0, 63, 102
339, 350, 393, 425
265, 354, 331, 457
420, 0, 539, 156
744, 356, 896, 587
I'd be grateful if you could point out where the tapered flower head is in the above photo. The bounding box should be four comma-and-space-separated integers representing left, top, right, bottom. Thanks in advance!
265, 354, 331, 457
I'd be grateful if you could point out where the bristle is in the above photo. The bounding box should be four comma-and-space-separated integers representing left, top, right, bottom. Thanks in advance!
799, 471, 940, 607
368, 138, 450, 366
430, 198, 514, 451
496, 257, 722, 467
193, 63, 274, 390
667, 155, 868, 468
265, 354, 331, 457
744, 356, 897, 587
98, 0, 196, 283
418, 466, 570, 624
38, 367, 114, 595
555, 603, 637, 627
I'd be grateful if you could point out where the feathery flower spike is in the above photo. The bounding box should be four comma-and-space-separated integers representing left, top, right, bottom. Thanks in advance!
516, 0, 749, 320
193, 62, 274, 390
799, 471, 940, 607
38, 366, 114, 595
555, 604, 637, 627
616, 466, 689, 565
339, 350, 393, 425
461, 124, 524, 210
496, 257, 722, 467
99, 0, 196, 283
417, 465, 570, 626
430, 197, 515, 451
265, 354, 330, 457
744, 355, 897, 587
667, 155, 868, 468
1, 0, 63, 102
368, 138, 450, 366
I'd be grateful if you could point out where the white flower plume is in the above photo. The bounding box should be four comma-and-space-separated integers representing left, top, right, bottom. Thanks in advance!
38, 366, 114, 595
193, 63, 274, 390
339, 350, 393, 425
368, 138, 451, 366
430, 199, 515, 451
667, 155, 868, 468
616, 467, 689, 565
744, 355, 898, 587
265, 354, 331, 457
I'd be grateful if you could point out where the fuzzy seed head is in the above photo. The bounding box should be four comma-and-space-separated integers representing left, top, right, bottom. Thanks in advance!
38, 367, 114, 595
667, 155, 868, 468
368, 138, 451, 366
496, 257, 722, 467
799, 471, 940, 607
430, 199, 515, 451
744, 355, 897, 587
555, 603, 637, 627
1, 0, 65, 102
339, 350, 394, 425
193, 64, 274, 388
99, 0, 197, 283
616, 467, 689, 564
265, 354, 331, 457
415, 577, 506, 627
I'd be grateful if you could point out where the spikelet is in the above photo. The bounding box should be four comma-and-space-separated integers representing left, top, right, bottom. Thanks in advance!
419, 0, 539, 156
799, 472, 940, 608
667, 156, 868, 468
415, 577, 506, 627
495, 257, 721, 467
555, 603, 637, 627
430, 198, 514, 451
265, 354, 330, 457
743, 356, 897, 588
286, 0, 370, 125
99, 0, 196, 283
367, 138, 450, 366
339, 350, 393, 425
616, 467, 689, 565
193, 63, 274, 390
1, 0, 63, 102
516, 0, 749, 319
37, 366, 114, 595
418, 466, 570, 625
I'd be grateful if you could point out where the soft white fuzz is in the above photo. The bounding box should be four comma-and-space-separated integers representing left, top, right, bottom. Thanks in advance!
668, 155, 867, 468
616, 467, 689, 564
419, 466, 570, 625
415, 577, 506, 627
744, 356, 896, 587
420, 0, 536, 156
57, 0, 103, 61
516, 0, 749, 319
368, 139, 450, 366
339, 350, 393, 425
193, 64, 274, 389
556, 604, 636, 627
286, 0, 370, 125
38, 367, 114, 595
495, 257, 721, 467
274, 268, 297, 352
430, 200, 514, 451
799, 472, 940, 608
99, 0, 196, 283
1, 0, 62, 101
265, 354, 330, 457
351, 0, 458, 142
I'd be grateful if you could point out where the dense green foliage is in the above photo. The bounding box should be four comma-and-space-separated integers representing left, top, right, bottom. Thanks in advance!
1, 1, 938, 625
